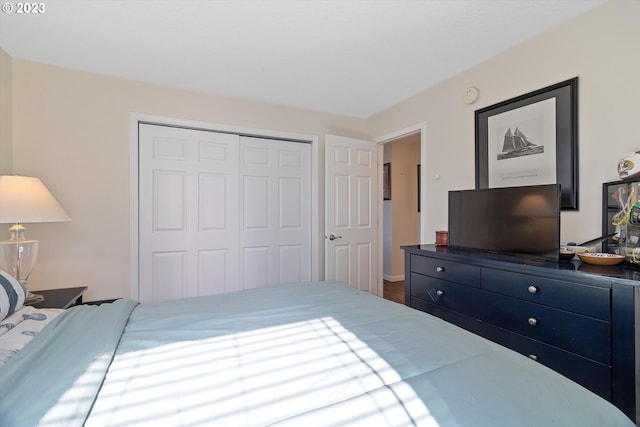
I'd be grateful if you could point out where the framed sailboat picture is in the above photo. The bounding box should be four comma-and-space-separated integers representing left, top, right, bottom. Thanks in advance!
475, 78, 578, 210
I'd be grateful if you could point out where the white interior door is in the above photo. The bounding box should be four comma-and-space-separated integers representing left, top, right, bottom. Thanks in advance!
139, 125, 312, 303
239, 136, 312, 289
139, 124, 240, 302
325, 134, 379, 295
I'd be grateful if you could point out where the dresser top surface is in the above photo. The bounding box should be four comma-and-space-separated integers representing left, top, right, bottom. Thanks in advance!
402, 244, 640, 286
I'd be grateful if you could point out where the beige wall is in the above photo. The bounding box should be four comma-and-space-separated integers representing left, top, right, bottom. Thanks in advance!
8, 58, 367, 300
383, 145, 392, 278
368, 0, 640, 246
391, 136, 420, 277
4, 0, 639, 300
0, 48, 11, 174
382, 134, 420, 280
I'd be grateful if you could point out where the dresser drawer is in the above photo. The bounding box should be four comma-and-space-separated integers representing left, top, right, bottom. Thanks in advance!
408, 299, 612, 400
410, 272, 490, 319
411, 269, 611, 363
477, 320, 612, 399
410, 254, 481, 288
478, 293, 611, 364
482, 269, 610, 320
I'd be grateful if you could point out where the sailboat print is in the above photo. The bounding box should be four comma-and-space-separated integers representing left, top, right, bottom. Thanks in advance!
498, 126, 544, 160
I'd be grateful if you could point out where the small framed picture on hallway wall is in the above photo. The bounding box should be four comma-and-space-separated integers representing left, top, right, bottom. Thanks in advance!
383, 163, 391, 200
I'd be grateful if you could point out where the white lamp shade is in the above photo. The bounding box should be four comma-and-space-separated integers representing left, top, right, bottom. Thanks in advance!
0, 175, 71, 224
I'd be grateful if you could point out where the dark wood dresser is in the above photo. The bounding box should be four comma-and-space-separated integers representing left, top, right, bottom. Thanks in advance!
403, 244, 639, 424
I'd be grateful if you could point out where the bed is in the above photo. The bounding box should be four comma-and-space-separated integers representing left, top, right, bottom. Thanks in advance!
0, 277, 635, 426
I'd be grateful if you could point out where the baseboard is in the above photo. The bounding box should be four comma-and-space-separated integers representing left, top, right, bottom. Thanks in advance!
384, 274, 405, 282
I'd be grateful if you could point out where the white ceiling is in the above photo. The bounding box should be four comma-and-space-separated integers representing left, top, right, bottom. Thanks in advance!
0, 0, 605, 118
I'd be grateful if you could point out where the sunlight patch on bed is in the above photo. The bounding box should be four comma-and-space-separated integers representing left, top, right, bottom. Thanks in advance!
83, 316, 438, 426
38, 353, 114, 426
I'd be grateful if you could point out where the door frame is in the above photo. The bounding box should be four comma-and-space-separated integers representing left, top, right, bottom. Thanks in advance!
374, 121, 427, 290
129, 113, 320, 300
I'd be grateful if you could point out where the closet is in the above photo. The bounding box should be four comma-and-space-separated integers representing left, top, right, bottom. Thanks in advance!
138, 124, 311, 303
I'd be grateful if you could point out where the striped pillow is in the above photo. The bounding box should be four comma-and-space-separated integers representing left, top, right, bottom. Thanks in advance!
0, 270, 26, 321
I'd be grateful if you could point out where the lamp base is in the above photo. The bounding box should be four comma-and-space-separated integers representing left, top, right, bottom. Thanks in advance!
25, 291, 44, 305
0, 224, 39, 285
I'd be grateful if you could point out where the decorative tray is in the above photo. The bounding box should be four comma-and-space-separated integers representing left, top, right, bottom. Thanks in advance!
577, 252, 625, 266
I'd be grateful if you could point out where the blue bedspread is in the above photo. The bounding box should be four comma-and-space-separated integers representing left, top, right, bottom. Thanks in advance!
0, 299, 138, 426
0, 282, 634, 426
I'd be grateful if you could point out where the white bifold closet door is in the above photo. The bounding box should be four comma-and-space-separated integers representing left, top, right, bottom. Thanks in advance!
138, 124, 311, 303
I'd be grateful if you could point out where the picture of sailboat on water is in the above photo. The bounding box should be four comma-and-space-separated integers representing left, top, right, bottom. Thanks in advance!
497, 126, 544, 160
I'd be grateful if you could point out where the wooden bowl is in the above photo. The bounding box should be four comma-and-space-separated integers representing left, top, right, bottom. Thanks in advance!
577, 252, 625, 266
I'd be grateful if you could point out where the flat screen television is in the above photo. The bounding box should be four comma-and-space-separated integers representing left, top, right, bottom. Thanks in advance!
448, 184, 561, 262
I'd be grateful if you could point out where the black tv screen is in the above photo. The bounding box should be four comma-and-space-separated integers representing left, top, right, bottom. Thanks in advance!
448, 184, 561, 262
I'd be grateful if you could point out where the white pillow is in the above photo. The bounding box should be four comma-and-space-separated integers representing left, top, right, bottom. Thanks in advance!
0, 269, 26, 321
0, 305, 64, 367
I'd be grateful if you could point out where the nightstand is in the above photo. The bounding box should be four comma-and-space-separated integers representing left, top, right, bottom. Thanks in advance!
28, 287, 88, 309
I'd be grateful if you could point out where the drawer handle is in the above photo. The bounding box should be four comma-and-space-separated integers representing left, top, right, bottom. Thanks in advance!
528, 354, 539, 361
436, 290, 445, 297
436, 266, 445, 273
527, 317, 538, 326
528, 285, 538, 294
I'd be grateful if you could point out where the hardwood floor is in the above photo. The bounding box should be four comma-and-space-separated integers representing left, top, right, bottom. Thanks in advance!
383, 280, 404, 304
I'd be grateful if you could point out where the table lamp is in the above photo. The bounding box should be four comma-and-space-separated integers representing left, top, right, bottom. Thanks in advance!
0, 175, 71, 303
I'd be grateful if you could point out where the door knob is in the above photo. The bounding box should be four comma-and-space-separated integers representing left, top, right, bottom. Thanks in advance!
328, 234, 343, 241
